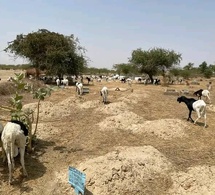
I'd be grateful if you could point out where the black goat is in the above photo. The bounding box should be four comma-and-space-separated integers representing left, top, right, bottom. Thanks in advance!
86, 77, 92, 84
154, 79, 160, 85
137, 78, 142, 82
120, 78, 126, 83
177, 96, 207, 127
193, 89, 203, 99
177, 96, 197, 122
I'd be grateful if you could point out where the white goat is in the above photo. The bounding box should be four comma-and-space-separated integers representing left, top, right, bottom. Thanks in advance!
0, 122, 4, 159
202, 89, 211, 103
100, 86, 108, 104
56, 78, 60, 86
61, 78, 69, 86
76, 82, 83, 95
1, 120, 28, 184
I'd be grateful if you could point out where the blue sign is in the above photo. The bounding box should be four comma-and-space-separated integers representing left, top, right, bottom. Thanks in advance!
68, 166, 86, 195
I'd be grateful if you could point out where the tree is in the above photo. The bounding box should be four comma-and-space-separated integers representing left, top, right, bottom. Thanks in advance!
199, 61, 208, 73
204, 68, 213, 78
4, 29, 87, 77
209, 64, 215, 73
129, 47, 182, 82
169, 68, 181, 77
112, 63, 134, 75
183, 62, 194, 70
180, 69, 191, 79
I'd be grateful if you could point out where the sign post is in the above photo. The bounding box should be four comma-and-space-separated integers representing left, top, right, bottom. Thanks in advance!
68, 166, 86, 195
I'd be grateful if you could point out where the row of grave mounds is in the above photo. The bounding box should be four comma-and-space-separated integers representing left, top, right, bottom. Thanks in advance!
164, 88, 197, 97
164, 88, 180, 96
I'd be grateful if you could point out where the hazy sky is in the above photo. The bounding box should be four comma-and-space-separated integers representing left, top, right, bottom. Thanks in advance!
0, 0, 214, 69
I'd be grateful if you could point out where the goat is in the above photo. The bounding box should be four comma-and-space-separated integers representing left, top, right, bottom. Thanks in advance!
153, 78, 160, 85
100, 86, 108, 104
207, 82, 212, 91
76, 82, 83, 95
7, 77, 13, 82
56, 78, 60, 87
119, 78, 125, 83
1, 120, 28, 184
0, 123, 4, 160
61, 78, 69, 86
177, 96, 207, 128
86, 77, 93, 84
193, 89, 211, 103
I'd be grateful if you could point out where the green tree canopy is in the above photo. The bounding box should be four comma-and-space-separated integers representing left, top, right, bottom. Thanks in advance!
4, 29, 87, 77
112, 63, 136, 75
183, 62, 194, 70
129, 47, 182, 82
198, 61, 208, 73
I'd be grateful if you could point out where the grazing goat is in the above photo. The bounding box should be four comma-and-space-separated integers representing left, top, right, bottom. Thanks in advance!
137, 78, 142, 82
193, 89, 211, 103
86, 77, 93, 84
1, 120, 28, 184
56, 78, 60, 86
61, 78, 69, 86
177, 96, 207, 128
76, 82, 83, 95
153, 78, 160, 85
120, 78, 126, 83
100, 86, 108, 104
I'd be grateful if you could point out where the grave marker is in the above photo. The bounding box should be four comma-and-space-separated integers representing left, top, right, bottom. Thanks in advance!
68, 166, 86, 195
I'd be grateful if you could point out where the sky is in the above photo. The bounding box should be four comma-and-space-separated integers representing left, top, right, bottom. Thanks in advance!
0, 0, 214, 69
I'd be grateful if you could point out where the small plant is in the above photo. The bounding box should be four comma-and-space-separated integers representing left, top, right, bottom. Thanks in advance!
0, 73, 53, 151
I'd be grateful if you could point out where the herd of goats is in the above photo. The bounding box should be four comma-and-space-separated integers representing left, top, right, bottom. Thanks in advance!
0, 72, 213, 184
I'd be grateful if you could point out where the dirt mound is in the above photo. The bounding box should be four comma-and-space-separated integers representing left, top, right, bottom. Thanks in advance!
128, 119, 189, 140
78, 100, 101, 109
32, 122, 60, 140
118, 91, 149, 104
98, 116, 188, 140
169, 165, 215, 194
59, 96, 80, 105
97, 111, 143, 131
95, 102, 130, 115
23, 99, 78, 120
78, 146, 172, 195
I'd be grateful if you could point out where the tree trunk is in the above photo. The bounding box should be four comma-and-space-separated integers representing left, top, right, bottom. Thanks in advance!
161, 70, 168, 86
148, 74, 154, 84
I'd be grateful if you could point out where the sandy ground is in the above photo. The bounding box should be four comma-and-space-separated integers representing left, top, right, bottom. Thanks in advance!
1, 70, 215, 194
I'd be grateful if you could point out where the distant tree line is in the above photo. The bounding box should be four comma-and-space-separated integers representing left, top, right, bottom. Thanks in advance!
0, 64, 116, 75
0, 64, 31, 70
